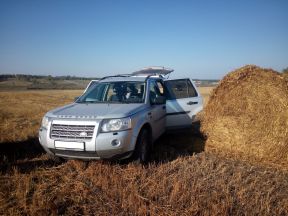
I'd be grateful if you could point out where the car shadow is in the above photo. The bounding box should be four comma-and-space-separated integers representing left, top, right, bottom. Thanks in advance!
150, 120, 206, 163
0, 137, 44, 162
0, 157, 64, 174
0, 137, 59, 173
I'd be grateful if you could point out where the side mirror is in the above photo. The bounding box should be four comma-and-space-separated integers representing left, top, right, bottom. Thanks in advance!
151, 95, 166, 105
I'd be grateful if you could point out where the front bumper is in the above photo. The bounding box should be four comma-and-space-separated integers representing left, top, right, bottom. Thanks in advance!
39, 125, 137, 160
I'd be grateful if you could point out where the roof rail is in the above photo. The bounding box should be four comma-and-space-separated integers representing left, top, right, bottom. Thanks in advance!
99, 74, 132, 81
144, 74, 165, 82
99, 66, 173, 81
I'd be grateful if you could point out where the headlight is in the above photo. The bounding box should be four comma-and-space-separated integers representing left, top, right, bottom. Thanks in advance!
41, 116, 49, 129
101, 117, 131, 132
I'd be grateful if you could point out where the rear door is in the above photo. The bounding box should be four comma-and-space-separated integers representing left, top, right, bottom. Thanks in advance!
164, 79, 203, 129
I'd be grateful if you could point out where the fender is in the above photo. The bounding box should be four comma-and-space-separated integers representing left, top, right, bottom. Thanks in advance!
128, 109, 153, 150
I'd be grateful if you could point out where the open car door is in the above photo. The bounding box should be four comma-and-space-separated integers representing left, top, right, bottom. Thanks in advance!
164, 79, 203, 129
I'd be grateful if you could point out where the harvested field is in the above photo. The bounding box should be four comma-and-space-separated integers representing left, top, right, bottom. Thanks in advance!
1, 154, 288, 216
1, 85, 288, 215
197, 86, 212, 106
202, 65, 288, 167
0, 90, 82, 143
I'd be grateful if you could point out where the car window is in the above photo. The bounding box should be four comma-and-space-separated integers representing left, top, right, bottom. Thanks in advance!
149, 81, 163, 104
187, 79, 198, 97
77, 81, 146, 103
156, 80, 164, 95
85, 81, 98, 92
165, 79, 197, 99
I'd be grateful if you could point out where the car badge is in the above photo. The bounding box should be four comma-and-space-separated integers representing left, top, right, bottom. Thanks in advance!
79, 132, 87, 137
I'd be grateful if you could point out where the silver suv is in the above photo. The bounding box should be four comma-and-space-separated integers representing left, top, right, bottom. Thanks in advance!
39, 68, 203, 163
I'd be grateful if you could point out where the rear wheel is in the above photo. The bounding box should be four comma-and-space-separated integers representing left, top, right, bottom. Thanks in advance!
133, 129, 151, 164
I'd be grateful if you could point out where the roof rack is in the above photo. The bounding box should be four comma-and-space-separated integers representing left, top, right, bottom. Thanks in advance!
99, 67, 173, 81
99, 74, 132, 81
132, 66, 174, 76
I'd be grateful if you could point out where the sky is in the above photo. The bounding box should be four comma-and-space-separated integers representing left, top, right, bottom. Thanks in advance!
0, 0, 287, 79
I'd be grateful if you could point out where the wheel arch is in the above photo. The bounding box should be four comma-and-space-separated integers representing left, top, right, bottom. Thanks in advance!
139, 123, 152, 141
132, 122, 153, 151
132, 122, 153, 163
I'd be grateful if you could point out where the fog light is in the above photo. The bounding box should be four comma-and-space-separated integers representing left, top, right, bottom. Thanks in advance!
111, 139, 121, 146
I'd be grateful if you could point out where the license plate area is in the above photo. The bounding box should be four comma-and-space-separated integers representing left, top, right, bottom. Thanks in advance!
54, 141, 85, 151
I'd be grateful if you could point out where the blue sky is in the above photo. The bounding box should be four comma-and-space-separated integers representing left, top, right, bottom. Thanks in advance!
0, 0, 287, 79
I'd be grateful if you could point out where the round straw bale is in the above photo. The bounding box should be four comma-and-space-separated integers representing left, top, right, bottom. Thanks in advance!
201, 65, 288, 165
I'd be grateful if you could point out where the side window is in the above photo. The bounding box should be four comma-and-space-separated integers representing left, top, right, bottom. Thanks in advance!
155, 80, 165, 96
165, 79, 197, 99
187, 80, 198, 97
149, 81, 163, 104
166, 79, 188, 99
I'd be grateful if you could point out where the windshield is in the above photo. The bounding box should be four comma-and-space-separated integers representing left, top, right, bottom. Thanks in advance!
85, 80, 98, 92
77, 81, 146, 104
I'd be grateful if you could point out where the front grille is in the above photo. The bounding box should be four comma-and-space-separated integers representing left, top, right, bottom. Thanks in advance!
51, 124, 95, 141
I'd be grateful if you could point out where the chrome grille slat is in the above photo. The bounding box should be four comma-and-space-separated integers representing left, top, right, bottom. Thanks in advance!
51, 124, 95, 141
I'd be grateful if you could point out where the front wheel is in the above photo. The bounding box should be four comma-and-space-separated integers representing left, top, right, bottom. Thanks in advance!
133, 129, 151, 164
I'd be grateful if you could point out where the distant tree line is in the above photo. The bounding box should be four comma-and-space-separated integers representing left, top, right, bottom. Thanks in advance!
0, 74, 99, 82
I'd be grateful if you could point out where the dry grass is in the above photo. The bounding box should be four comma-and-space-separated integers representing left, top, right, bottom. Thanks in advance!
1, 86, 288, 215
0, 90, 82, 143
1, 154, 288, 216
201, 65, 288, 167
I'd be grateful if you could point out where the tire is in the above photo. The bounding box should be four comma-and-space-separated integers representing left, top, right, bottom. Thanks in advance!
133, 129, 151, 164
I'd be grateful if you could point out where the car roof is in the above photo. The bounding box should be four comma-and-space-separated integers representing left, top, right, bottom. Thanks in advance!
98, 75, 162, 83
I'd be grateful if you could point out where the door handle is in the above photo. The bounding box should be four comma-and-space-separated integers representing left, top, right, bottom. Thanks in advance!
187, 101, 198, 105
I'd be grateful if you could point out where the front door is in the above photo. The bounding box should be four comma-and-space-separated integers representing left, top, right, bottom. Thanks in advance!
148, 80, 166, 139
164, 79, 203, 129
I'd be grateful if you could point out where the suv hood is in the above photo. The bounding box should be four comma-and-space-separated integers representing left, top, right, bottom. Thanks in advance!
47, 103, 147, 119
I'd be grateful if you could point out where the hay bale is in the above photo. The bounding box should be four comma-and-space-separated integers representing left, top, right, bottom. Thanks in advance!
201, 65, 288, 165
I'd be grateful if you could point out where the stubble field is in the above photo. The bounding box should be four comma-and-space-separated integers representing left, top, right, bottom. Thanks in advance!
0, 87, 287, 215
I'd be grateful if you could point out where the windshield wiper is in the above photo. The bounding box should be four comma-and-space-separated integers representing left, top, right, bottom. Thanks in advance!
76, 101, 99, 104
